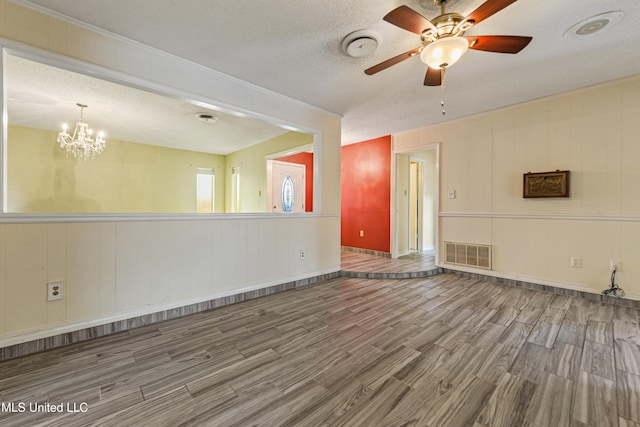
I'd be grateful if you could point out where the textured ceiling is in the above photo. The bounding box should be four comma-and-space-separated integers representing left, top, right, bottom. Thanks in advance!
6, 55, 290, 155
13, 0, 640, 145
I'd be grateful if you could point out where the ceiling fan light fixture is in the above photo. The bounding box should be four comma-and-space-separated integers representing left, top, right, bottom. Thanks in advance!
420, 36, 468, 69
459, 19, 475, 31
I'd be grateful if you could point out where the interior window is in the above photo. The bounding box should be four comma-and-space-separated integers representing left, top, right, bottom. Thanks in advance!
3, 52, 316, 214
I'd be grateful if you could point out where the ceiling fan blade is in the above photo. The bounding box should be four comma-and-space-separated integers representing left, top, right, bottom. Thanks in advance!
383, 5, 437, 35
457, 0, 518, 30
424, 67, 442, 86
466, 35, 532, 53
364, 47, 422, 75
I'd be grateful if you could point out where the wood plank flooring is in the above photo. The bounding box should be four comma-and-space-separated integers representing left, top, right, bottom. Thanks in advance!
1, 272, 639, 426
341, 250, 436, 274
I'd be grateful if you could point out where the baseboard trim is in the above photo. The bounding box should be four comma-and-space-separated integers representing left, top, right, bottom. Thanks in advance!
339, 268, 443, 279
0, 271, 340, 362
442, 268, 640, 310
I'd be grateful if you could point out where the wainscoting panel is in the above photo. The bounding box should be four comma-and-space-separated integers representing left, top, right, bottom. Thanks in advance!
0, 271, 340, 361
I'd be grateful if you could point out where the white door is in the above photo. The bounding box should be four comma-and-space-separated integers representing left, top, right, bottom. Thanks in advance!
271, 160, 305, 212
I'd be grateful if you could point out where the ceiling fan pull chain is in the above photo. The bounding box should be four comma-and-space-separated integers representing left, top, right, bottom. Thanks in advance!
441, 68, 446, 115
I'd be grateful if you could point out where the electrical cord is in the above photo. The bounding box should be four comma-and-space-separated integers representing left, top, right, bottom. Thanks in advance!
602, 266, 625, 297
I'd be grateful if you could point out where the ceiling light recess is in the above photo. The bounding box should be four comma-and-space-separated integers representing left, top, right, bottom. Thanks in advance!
196, 112, 218, 124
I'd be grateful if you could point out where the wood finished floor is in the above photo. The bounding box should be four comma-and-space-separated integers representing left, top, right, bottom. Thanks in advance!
1, 273, 640, 426
340, 250, 436, 274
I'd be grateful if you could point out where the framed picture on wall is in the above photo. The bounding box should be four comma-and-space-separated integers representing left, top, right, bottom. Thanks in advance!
523, 170, 570, 198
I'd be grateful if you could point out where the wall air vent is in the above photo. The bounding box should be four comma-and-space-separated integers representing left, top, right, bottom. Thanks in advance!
444, 241, 492, 270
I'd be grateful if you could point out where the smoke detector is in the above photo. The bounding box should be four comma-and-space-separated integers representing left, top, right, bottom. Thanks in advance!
342, 30, 381, 58
564, 11, 624, 39
196, 112, 218, 123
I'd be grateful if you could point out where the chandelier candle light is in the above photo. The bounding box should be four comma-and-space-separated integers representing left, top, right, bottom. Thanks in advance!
57, 103, 106, 161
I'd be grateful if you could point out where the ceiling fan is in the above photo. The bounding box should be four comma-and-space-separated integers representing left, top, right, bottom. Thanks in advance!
365, 0, 532, 87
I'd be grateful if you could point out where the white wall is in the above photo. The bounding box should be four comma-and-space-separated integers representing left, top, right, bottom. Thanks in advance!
0, 217, 339, 339
0, 1, 341, 344
395, 153, 410, 257
395, 75, 640, 299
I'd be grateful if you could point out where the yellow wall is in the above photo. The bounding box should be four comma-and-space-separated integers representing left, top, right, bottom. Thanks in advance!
8, 125, 225, 213
394, 74, 640, 298
224, 131, 314, 212
7, 125, 313, 214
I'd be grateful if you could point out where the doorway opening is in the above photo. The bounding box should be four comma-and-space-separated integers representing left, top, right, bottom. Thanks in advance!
409, 159, 423, 251
394, 146, 438, 260
231, 166, 240, 213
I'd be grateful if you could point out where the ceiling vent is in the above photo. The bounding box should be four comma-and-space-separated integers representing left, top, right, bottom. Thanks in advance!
196, 113, 218, 124
564, 11, 624, 39
341, 30, 381, 58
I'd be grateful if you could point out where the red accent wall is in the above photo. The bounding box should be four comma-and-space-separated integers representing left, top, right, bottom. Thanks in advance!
341, 136, 391, 253
275, 152, 313, 212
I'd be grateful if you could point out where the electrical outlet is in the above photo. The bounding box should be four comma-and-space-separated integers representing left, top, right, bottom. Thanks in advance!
47, 281, 64, 301
359, 230, 364, 237
448, 190, 456, 199
610, 260, 620, 271
300, 250, 305, 260
570, 257, 582, 268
